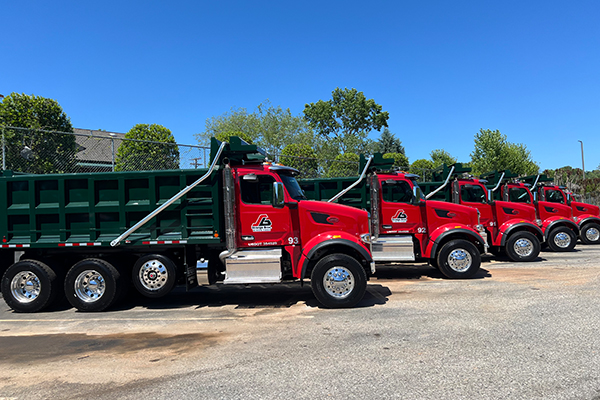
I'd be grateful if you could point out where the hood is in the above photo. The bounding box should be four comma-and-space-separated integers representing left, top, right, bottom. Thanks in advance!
427, 200, 479, 227
298, 199, 370, 237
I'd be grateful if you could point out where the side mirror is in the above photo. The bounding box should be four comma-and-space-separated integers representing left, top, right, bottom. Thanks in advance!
488, 189, 493, 202
273, 182, 285, 208
412, 186, 424, 205
566, 193, 572, 205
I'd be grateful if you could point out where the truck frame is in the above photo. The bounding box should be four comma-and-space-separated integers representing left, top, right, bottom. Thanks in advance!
0, 137, 374, 312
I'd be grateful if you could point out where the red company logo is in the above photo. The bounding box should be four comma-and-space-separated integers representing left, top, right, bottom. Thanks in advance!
251, 214, 273, 232
392, 209, 407, 223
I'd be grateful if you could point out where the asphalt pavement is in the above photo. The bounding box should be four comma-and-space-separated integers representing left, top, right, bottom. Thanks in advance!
1, 246, 600, 399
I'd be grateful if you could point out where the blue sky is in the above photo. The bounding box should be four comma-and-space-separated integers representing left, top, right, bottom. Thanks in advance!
1, 0, 599, 171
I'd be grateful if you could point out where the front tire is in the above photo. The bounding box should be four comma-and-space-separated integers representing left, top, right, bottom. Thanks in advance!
1, 260, 60, 313
505, 231, 541, 262
64, 259, 122, 312
547, 227, 576, 252
580, 223, 600, 245
131, 254, 176, 298
310, 254, 367, 308
436, 239, 481, 279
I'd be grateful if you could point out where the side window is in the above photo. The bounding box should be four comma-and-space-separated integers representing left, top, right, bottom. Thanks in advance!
509, 188, 531, 203
241, 175, 275, 205
461, 184, 486, 203
382, 181, 413, 203
546, 189, 564, 204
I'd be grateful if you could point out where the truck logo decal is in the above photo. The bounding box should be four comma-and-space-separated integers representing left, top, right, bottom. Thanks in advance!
392, 209, 407, 223
251, 214, 273, 232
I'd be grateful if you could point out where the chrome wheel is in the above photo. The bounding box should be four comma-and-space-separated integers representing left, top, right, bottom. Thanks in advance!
323, 266, 355, 299
74, 270, 106, 303
553, 232, 572, 249
514, 238, 534, 257
447, 249, 472, 272
138, 259, 169, 291
10, 271, 41, 303
585, 227, 600, 242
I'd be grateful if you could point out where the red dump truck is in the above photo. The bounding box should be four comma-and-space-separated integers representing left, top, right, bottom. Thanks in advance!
0, 137, 374, 312
419, 165, 544, 261
300, 154, 487, 279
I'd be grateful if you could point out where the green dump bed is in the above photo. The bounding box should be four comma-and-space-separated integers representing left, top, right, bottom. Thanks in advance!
0, 168, 223, 248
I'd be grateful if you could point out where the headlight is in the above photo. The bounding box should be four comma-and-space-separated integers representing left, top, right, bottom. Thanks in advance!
536, 219, 543, 227
475, 224, 485, 233
573, 216, 578, 223
360, 233, 372, 244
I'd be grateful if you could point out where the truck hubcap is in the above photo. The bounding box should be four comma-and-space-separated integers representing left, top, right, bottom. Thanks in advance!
74, 270, 106, 302
447, 249, 472, 272
10, 271, 41, 303
554, 232, 571, 248
323, 267, 354, 299
514, 238, 534, 257
586, 227, 600, 242
139, 260, 168, 291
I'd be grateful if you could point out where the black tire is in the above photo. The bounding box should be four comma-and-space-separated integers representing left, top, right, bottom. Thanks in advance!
436, 239, 481, 279
580, 223, 600, 245
310, 254, 367, 308
505, 231, 541, 262
131, 254, 177, 298
64, 258, 122, 312
547, 227, 577, 252
1, 260, 60, 313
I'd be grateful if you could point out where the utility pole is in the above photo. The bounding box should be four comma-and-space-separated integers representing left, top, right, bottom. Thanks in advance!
578, 140, 585, 180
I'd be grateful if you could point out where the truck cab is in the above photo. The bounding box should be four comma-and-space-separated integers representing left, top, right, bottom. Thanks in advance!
420, 165, 543, 262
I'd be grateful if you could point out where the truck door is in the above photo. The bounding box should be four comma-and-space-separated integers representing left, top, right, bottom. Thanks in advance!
237, 173, 291, 247
459, 183, 494, 226
379, 178, 423, 234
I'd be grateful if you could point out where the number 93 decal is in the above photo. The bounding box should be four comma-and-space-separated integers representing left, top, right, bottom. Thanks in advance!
288, 237, 299, 245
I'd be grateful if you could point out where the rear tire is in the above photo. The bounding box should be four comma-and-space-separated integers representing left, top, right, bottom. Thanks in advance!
505, 231, 541, 262
580, 223, 600, 245
131, 254, 177, 298
64, 258, 122, 312
547, 227, 576, 252
1, 260, 59, 313
311, 254, 367, 308
437, 239, 481, 279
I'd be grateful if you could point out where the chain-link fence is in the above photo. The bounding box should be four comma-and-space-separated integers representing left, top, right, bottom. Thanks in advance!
0, 126, 210, 173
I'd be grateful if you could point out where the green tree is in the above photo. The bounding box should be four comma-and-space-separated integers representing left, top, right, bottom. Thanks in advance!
197, 100, 314, 156
115, 124, 179, 171
0, 92, 77, 173
470, 129, 538, 175
326, 153, 359, 178
304, 87, 389, 154
383, 152, 409, 170
280, 143, 319, 178
430, 149, 457, 168
375, 128, 405, 154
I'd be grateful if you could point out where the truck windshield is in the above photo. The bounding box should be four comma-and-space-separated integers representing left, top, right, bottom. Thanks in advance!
461, 184, 487, 203
509, 187, 531, 203
279, 174, 307, 201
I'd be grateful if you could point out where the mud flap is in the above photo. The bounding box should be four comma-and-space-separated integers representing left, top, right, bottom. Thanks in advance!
185, 245, 198, 290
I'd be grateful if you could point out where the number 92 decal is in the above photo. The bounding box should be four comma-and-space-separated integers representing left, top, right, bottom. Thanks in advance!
417, 227, 427, 234
288, 237, 299, 245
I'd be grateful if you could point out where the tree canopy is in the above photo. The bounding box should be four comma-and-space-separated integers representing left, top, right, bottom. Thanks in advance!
280, 143, 319, 178
326, 153, 360, 178
197, 100, 313, 156
470, 129, 539, 175
374, 128, 405, 155
304, 88, 389, 155
0, 92, 77, 173
383, 152, 409, 170
430, 149, 457, 168
115, 124, 179, 171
